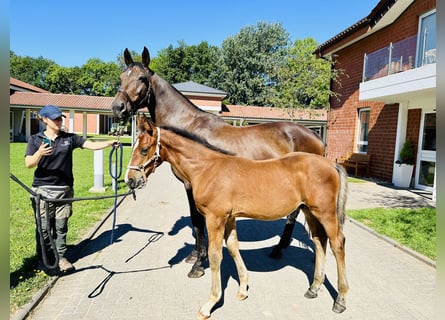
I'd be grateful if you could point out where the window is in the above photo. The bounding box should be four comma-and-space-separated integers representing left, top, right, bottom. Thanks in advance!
422, 113, 436, 151
417, 10, 436, 67
357, 108, 370, 153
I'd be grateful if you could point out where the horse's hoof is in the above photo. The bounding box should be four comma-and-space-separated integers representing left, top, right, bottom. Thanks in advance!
185, 251, 198, 264
304, 287, 318, 299
188, 266, 205, 278
332, 296, 346, 313
269, 247, 282, 259
197, 310, 210, 320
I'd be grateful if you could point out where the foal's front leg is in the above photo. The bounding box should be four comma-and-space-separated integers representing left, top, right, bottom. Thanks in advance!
224, 217, 248, 300
198, 216, 225, 320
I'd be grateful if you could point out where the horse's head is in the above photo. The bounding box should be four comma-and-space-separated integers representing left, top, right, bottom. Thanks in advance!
125, 115, 162, 189
112, 47, 152, 120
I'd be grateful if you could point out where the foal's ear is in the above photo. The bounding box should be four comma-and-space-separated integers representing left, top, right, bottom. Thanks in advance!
124, 48, 134, 66
136, 114, 148, 130
142, 47, 150, 68
145, 120, 156, 136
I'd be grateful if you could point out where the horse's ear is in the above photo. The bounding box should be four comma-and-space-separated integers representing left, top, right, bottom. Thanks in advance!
124, 48, 133, 66
142, 47, 150, 68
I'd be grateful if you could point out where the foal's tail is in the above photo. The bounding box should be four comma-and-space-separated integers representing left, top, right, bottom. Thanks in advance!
335, 164, 348, 229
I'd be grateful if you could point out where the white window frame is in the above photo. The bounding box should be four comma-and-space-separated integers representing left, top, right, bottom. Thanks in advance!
416, 9, 436, 67
356, 108, 370, 153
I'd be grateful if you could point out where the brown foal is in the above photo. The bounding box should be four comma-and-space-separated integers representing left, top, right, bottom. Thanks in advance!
126, 115, 348, 319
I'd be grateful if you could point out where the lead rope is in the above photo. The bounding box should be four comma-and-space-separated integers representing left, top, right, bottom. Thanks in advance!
9, 173, 59, 270
109, 137, 123, 244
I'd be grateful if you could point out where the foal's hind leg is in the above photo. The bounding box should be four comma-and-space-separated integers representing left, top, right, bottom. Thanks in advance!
328, 228, 348, 313
185, 187, 207, 278
302, 209, 328, 299
270, 208, 300, 259
224, 217, 248, 300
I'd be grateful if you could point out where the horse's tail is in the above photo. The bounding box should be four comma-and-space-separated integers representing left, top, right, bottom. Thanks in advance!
335, 163, 348, 229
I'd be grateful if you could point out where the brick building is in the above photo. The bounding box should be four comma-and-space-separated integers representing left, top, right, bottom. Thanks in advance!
317, 0, 436, 193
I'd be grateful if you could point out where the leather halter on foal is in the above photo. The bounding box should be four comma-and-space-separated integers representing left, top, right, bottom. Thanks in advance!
126, 127, 161, 186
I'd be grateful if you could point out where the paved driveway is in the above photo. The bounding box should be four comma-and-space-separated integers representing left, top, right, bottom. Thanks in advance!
19, 164, 436, 320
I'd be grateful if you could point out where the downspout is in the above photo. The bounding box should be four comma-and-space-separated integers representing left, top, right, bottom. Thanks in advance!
318, 48, 333, 156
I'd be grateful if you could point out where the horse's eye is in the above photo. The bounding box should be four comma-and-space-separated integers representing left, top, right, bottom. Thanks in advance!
138, 76, 148, 84
140, 147, 148, 156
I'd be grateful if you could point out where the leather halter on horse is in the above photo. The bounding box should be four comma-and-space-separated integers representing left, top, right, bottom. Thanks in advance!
117, 64, 152, 116
126, 127, 161, 186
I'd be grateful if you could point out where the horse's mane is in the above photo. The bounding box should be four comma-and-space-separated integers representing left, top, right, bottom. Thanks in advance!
160, 125, 235, 156
152, 72, 224, 121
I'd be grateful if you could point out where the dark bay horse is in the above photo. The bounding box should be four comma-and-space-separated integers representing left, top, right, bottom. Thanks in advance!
112, 47, 325, 278
126, 116, 348, 319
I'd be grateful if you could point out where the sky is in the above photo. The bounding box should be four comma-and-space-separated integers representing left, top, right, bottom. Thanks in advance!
10, 0, 378, 67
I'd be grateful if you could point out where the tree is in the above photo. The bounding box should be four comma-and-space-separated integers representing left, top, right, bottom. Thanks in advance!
77, 58, 121, 96
10, 52, 121, 96
45, 64, 82, 94
154, 41, 220, 86
215, 22, 290, 106
271, 38, 331, 110
271, 38, 343, 112
10, 50, 56, 90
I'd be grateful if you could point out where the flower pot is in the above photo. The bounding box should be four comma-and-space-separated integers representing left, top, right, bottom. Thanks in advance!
393, 164, 414, 188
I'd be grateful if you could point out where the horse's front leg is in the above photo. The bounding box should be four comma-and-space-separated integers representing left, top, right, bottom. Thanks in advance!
198, 216, 225, 320
270, 208, 300, 259
224, 216, 248, 300
185, 186, 207, 278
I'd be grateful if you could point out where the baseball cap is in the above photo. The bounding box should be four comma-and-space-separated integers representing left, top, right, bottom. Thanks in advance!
39, 105, 66, 120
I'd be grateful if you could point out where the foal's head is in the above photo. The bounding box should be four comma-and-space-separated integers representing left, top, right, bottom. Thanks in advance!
125, 115, 161, 189
112, 47, 152, 120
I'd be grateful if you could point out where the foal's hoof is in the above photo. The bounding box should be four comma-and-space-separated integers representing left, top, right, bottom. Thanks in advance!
332, 296, 346, 313
188, 266, 205, 278
197, 310, 210, 320
304, 287, 318, 299
269, 246, 282, 259
237, 292, 248, 300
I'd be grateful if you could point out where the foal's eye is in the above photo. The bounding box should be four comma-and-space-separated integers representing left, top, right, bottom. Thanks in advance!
140, 147, 149, 156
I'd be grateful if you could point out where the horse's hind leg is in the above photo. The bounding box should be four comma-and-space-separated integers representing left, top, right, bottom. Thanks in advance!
302, 208, 328, 299
270, 208, 300, 259
224, 216, 248, 300
185, 187, 207, 278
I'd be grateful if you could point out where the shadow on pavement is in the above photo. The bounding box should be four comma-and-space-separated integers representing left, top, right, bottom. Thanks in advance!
69, 223, 164, 264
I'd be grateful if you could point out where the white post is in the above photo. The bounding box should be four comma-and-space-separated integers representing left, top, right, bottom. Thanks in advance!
82, 112, 88, 139
89, 139, 107, 193
432, 165, 436, 202
69, 110, 75, 133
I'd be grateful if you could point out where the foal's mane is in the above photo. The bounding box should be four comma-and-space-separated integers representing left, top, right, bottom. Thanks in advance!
160, 125, 235, 156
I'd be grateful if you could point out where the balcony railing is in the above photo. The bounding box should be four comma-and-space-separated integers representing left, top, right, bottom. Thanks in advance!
362, 35, 436, 82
